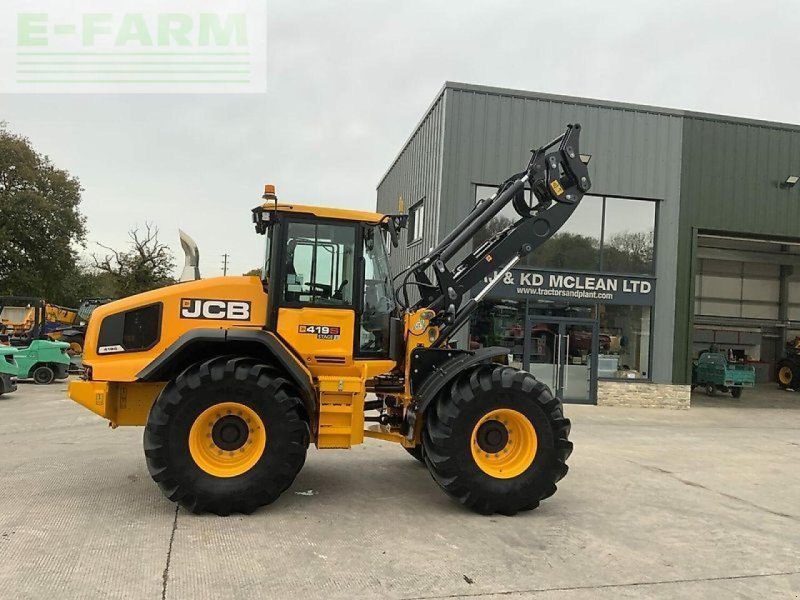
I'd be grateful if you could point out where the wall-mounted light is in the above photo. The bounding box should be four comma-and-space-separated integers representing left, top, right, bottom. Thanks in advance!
580, 154, 592, 165
781, 175, 799, 188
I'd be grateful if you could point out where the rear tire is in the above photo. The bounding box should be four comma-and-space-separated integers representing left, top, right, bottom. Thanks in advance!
32, 365, 55, 385
731, 387, 743, 399
423, 364, 572, 516
776, 359, 799, 390
144, 356, 309, 515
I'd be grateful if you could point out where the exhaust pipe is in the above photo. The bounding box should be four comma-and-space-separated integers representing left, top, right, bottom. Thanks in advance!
179, 229, 201, 281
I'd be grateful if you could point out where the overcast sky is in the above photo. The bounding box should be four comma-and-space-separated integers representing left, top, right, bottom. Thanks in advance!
2, 0, 798, 277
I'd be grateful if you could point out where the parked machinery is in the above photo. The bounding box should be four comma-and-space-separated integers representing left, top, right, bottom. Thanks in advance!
0, 297, 71, 384
777, 336, 800, 390
0, 345, 18, 396
692, 351, 755, 398
68, 124, 590, 515
51, 297, 113, 355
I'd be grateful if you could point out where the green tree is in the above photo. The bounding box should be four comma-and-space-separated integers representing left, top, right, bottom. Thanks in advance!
0, 124, 86, 304
58, 263, 116, 307
523, 232, 600, 271
243, 267, 261, 276
92, 223, 176, 297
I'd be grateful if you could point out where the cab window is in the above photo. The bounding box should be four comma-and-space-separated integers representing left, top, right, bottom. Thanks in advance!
359, 225, 394, 355
283, 221, 355, 306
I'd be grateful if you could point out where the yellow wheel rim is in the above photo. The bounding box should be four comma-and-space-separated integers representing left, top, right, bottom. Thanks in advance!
779, 366, 793, 386
471, 408, 537, 479
188, 402, 266, 478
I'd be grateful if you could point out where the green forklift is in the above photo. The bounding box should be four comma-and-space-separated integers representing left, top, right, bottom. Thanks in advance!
0, 297, 71, 385
0, 345, 18, 396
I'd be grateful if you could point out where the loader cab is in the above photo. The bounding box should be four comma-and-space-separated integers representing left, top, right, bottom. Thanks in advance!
254, 201, 398, 364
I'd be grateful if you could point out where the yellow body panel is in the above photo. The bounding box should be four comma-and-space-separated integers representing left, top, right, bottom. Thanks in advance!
69, 379, 165, 426
84, 276, 267, 382
316, 375, 365, 448
276, 307, 356, 376
264, 203, 385, 224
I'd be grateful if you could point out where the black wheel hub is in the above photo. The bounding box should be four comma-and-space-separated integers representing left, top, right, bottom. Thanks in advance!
211, 415, 249, 451
34, 368, 52, 383
476, 419, 509, 454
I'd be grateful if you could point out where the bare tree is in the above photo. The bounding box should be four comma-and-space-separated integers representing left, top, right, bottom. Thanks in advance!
604, 230, 654, 273
607, 230, 654, 263
93, 223, 176, 297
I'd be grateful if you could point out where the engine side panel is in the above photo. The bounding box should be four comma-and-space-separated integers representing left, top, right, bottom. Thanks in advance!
84, 276, 267, 382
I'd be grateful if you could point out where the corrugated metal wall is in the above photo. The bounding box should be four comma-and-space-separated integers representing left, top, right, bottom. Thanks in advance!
438, 84, 685, 383
376, 92, 445, 280
673, 117, 800, 382
439, 85, 683, 229
680, 118, 800, 235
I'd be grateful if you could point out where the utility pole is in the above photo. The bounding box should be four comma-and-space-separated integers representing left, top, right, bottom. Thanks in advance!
221, 253, 230, 276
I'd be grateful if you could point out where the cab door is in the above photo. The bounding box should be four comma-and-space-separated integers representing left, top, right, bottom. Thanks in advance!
273, 218, 357, 375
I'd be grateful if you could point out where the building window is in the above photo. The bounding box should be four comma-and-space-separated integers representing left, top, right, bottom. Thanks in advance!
407, 200, 424, 245
525, 195, 603, 271
473, 185, 656, 275
469, 300, 525, 367
597, 304, 651, 379
602, 198, 656, 274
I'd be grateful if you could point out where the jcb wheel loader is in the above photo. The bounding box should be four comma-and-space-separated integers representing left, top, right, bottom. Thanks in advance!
68, 124, 591, 515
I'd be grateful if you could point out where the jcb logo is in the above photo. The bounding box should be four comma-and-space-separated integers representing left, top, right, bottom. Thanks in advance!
180, 299, 251, 321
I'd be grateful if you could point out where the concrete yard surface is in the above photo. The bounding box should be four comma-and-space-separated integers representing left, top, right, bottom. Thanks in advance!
0, 381, 798, 599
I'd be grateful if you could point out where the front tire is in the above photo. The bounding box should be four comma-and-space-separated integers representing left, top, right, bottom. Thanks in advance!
32, 365, 55, 385
144, 356, 309, 515
423, 364, 572, 515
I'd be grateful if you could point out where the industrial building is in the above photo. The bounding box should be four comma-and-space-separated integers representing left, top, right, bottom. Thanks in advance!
377, 82, 800, 406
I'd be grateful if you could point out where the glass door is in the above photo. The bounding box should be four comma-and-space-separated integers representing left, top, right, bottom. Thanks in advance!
527, 321, 558, 394
560, 323, 594, 403
526, 319, 597, 404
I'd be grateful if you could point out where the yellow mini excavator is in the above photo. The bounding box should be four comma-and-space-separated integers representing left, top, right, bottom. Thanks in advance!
68, 124, 591, 515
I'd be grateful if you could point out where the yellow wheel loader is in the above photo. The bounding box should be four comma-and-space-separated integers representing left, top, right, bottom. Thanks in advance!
68, 124, 591, 515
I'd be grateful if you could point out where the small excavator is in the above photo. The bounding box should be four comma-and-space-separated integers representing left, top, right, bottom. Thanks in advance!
68, 124, 591, 515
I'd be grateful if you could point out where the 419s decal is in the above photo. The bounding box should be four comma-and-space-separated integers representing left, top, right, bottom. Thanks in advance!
180, 299, 251, 320
298, 324, 340, 340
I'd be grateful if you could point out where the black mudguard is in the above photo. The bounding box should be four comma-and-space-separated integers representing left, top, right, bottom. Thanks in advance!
410, 346, 509, 415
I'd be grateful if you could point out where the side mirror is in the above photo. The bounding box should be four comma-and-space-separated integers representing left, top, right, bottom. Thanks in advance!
382, 214, 408, 248
251, 206, 273, 235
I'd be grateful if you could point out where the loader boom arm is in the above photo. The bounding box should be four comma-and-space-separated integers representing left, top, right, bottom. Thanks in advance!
400, 123, 592, 346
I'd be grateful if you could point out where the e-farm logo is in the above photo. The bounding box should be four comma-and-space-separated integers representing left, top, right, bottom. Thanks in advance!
0, 0, 266, 94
